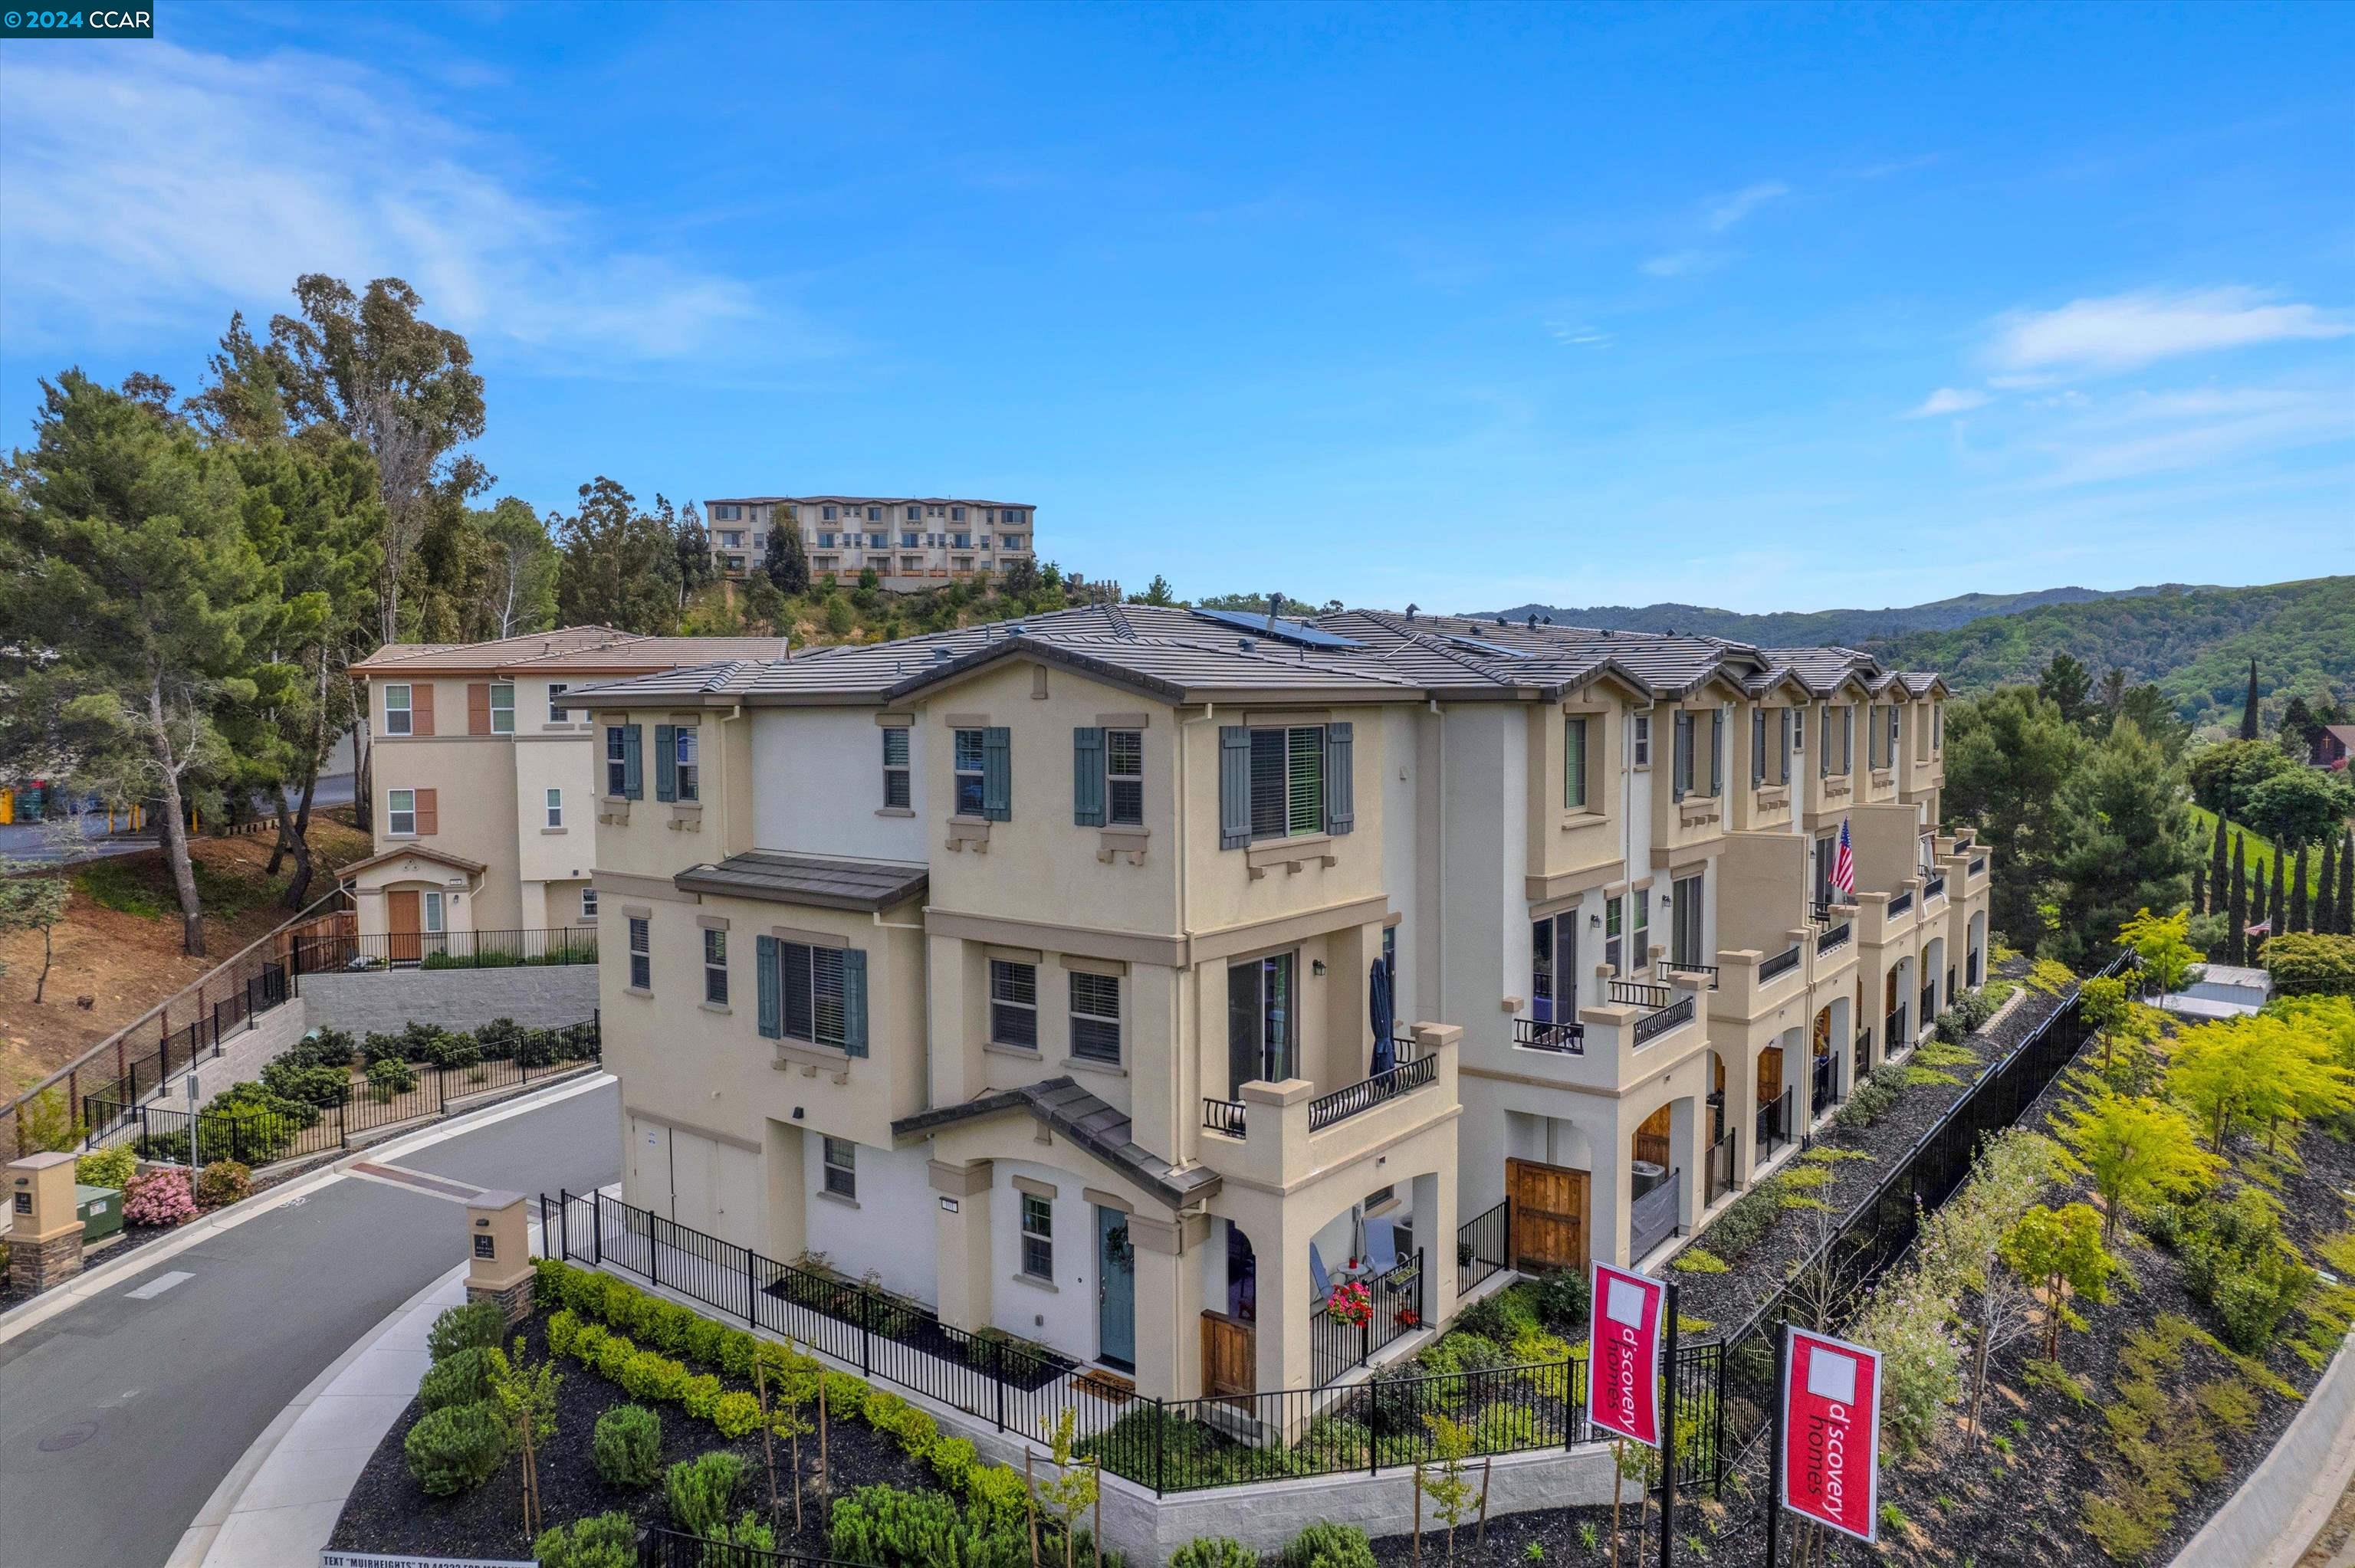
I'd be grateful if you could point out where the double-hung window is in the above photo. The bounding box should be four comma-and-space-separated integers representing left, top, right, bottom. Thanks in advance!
383, 684, 413, 736
1841, 707, 1854, 774
990, 959, 1038, 1049
1106, 730, 1143, 825
1632, 713, 1651, 767
545, 788, 563, 828
1020, 1194, 1053, 1279
1776, 709, 1792, 784
823, 1137, 856, 1199
1069, 973, 1122, 1064
1631, 888, 1650, 976
548, 684, 570, 723
1604, 895, 1624, 973
882, 727, 911, 809
489, 683, 515, 735
775, 942, 848, 1047
1564, 716, 1591, 809
1249, 726, 1325, 838
703, 929, 728, 1005
954, 729, 987, 816
1932, 703, 1943, 753
673, 728, 699, 802
1671, 712, 1696, 799
1819, 704, 1834, 777
580, 888, 599, 920
1886, 704, 1901, 769
1752, 711, 1767, 786
629, 917, 652, 990
388, 789, 416, 836
606, 725, 642, 798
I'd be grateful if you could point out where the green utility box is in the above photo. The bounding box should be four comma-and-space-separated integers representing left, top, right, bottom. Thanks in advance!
76, 1183, 124, 1244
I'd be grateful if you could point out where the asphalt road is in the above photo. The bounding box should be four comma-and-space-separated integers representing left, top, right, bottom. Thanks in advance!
0, 774, 356, 864
0, 1078, 619, 1568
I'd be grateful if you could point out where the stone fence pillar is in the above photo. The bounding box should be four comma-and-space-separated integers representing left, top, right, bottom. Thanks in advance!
8, 1152, 83, 1293
465, 1188, 534, 1322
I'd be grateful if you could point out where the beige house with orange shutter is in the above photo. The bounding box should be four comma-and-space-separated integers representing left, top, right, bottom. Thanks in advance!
563, 603, 1985, 1406
345, 628, 787, 952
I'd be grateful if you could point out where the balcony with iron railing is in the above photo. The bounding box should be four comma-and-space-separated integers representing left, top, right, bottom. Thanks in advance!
1512, 1015, 1585, 1055
1197, 1025, 1459, 1190
1706, 941, 1809, 1023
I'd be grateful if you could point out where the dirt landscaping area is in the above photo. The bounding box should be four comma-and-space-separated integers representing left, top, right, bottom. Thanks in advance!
0, 813, 370, 1100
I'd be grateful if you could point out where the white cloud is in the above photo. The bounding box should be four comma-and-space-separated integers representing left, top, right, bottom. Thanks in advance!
2031, 384, 2355, 486
1988, 287, 2350, 376
1906, 387, 1992, 418
1706, 181, 1789, 232
1546, 321, 1612, 347
0, 42, 788, 368
1641, 249, 1723, 279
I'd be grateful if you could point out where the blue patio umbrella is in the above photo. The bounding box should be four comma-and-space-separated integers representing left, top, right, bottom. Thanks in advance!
1369, 959, 1395, 1077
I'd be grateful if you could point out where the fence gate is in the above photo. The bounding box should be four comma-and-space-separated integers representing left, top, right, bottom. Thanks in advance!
1200, 1311, 1256, 1406
1506, 1157, 1588, 1275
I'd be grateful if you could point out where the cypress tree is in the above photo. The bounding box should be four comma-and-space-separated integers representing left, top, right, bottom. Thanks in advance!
2315, 836, 2336, 935
2191, 864, 2206, 917
2271, 846, 2288, 933
2208, 815, 2229, 914
2241, 658, 2261, 741
2291, 846, 2311, 933
2340, 828, 2355, 935
2229, 835, 2248, 964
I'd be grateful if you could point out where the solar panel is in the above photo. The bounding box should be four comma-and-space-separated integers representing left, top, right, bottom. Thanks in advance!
1187, 608, 1365, 650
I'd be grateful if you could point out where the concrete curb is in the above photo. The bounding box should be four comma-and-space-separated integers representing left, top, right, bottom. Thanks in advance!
0, 1071, 610, 1350
2171, 1335, 2355, 1568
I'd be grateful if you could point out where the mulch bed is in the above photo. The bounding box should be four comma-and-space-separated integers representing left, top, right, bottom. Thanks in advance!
1669, 953, 2058, 1333
329, 1310, 938, 1560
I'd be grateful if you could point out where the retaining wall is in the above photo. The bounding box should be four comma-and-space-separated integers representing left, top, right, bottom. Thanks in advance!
298, 964, 599, 1037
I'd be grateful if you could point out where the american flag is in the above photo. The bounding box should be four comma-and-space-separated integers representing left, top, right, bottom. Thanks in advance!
1831, 817, 1856, 898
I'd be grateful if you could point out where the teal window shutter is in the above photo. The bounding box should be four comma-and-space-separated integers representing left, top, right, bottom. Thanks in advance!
1072, 727, 1106, 826
1218, 726, 1251, 848
1324, 722, 1355, 834
982, 727, 1011, 822
842, 949, 869, 1056
655, 724, 677, 802
622, 724, 644, 799
755, 935, 781, 1039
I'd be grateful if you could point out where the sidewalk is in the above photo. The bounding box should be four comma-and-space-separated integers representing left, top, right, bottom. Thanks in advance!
2172, 1335, 2355, 1568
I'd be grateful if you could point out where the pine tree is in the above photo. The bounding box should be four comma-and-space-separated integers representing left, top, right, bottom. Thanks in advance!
764, 517, 809, 597
2291, 846, 2311, 933
2228, 835, 2248, 965
2240, 658, 2261, 740
2320, 836, 2340, 937
2208, 814, 2229, 914
2340, 828, 2354, 935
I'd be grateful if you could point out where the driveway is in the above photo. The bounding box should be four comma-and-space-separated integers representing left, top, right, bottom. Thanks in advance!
0, 1077, 619, 1568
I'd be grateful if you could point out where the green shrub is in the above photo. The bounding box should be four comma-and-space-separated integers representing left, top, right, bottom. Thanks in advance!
1671, 1247, 1729, 1274
595, 1333, 638, 1386
642, 1300, 695, 1356
1705, 1186, 1779, 1258
2263, 932, 2355, 996
929, 1435, 977, 1491
426, 1299, 508, 1362
707, 1511, 778, 1552
260, 1056, 351, 1108
194, 1160, 251, 1210
367, 1056, 419, 1097
533, 1511, 637, 1568
1171, 1539, 1258, 1568
571, 1323, 610, 1366
962, 1463, 1032, 1538
711, 1390, 765, 1438
593, 1403, 665, 1488
280, 1028, 357, 1071
547, 1308, 581, 1358
419, 1346, 500, 1412
1281, 1522, 1376, 1568
1531, 1268, 1590, 1331
830, 1483, 985, 1566
665, 1451, 744, 1537
75, 1144, 136, 1189
403, 1400, 507, 1494
359, 1031, 409, 1066
682, 1373, 723, 1420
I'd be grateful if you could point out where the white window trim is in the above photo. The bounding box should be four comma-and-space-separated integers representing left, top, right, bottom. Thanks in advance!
823, 1137, 857, 1199
547, 683, 570, 723
580, 888, 599, 921
387, 788, 417, 838
383, 684, 412, 736
545, 788, 563, 829
490, 682, 516, 735
1020, 1192, 1053, 1279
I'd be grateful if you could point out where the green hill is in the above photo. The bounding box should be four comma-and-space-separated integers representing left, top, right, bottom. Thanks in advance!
1476, 585, 2176, 645
1865, 576, 2354, 731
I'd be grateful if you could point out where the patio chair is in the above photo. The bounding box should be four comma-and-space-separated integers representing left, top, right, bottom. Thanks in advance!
1309, 1242, 1333, 1302
1361, 1217, 1400, 1279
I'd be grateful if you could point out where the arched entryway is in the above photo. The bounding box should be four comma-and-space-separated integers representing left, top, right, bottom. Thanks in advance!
1967, 910, 1988, 988
1756, 1038, 1788, 1152
1884, 956, 1916, 1053
1923, 936, 1947, 1026
1810, 1006, 1837, 1117
1629, 1101, 1690, 1263
1204, 1222, 1258, 1402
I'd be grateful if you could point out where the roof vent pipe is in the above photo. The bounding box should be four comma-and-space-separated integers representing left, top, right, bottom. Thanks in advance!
1265, 592, 1283, 632
1238, 637, 1256, 653
1404, 603, 1419, 622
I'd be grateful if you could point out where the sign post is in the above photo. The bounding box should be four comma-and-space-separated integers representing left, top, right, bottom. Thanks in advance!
1775, 1324, 1884, 1552
1588, 1261, 1677, 1566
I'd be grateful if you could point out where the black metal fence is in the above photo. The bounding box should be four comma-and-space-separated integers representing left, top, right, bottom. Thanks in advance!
1754, 1084, 1795, 1168
550, 1188, 1723, 1497
290, 924, 599, 975
89, 1019, 601, 1168
1704, 1125, 1738, 1209
1706, 952, 2130, 1461
639, 1527, 858, 1568
81, 961, 291, 1125
1311, 1251, 1425, 1388
1457, 1199, 1509, 1297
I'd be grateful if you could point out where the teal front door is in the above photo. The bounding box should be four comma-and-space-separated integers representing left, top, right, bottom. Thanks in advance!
1097, 1206, 1136, 1372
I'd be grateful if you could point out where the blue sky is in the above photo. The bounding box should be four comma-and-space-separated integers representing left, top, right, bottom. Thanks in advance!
3, 2, 2350, 612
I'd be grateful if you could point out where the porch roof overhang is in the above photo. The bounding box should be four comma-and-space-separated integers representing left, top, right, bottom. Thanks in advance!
892, 1077, 1222, 1211
337, 845, 488, 881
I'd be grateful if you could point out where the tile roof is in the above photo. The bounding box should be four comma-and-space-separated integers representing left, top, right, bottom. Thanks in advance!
556, 602, 1939, 713
350, 627, 790, 677
705, 495, 1033, 510
673, 851, 928, 913
891, 1078, 1222, 1210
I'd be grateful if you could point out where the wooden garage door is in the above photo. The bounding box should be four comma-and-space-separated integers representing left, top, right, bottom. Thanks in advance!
1506, 1157, 1588, 1276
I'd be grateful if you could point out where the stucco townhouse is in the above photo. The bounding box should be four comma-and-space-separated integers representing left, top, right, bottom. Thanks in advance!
563, 603, 1985, 1409
343, 626, 789, 954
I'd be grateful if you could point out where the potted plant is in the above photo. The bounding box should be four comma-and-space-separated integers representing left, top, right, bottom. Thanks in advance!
1327, 1279, 1374, 1328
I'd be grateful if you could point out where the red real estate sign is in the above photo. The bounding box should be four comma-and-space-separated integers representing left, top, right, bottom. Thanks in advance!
1587, 1261, 1665, 1446
1780, 1326, 1884, 1543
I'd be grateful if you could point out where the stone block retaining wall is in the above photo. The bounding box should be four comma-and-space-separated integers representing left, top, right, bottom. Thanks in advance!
297, 964, 599, 1038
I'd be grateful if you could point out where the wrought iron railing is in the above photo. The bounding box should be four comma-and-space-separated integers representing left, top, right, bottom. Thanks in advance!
1202, 1096, 1247, 1138
1513, 1016, 1585, 1053
1306, 1049, 1438, 1133
1887, 888, 1914, 917
1457, 1199, 1509, 1297
1968, 855, 1988, 877
1923, 872, 1946, 901
1758, 945, 1802, 983
1632, 992, 1695, 1046
1887, 1005, 1909, 1052
291, 924, 599, 973
1816, 920, 1852, 956
1755, 1084, 1795, 1166
1608, 978, 1672, 1009
1310, 1250, 1425, 1387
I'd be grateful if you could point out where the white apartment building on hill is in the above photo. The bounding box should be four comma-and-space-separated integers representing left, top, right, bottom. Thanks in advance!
702, 495, 1036, 589
561, 603, 1986, 1409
